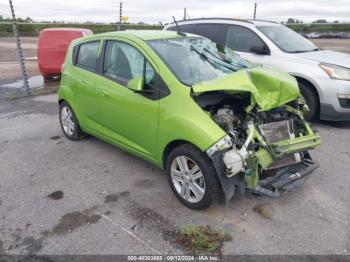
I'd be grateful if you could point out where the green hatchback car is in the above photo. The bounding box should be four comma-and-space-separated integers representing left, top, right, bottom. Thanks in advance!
58, 30, 321, 209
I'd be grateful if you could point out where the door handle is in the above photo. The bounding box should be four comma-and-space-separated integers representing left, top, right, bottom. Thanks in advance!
102, 90, 110, 98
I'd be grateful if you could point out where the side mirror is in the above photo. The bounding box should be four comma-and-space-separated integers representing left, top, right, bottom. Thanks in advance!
127, 76, 144, 92
250, 45, 269, 55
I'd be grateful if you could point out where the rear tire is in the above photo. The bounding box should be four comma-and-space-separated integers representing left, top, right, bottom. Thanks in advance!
59, 101, 85, 140
299, 81, 319, 121
166, 144, 222, 209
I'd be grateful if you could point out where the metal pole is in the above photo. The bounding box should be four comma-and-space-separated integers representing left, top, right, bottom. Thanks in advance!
253, 2, 257, 20
9, 0, 30, 95
116, 2, 122, 31
184, 8, 187, 20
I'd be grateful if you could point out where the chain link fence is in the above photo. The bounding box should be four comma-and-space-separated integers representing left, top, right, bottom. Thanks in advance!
0, 1, 32, 98
0, 22, 164, 98
0, 1, 162, 98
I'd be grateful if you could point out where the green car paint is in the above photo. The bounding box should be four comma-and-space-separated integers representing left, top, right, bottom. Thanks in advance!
58, 30, 321, 200
59, 31, 225, 168
192, 66, 300, 112
243, 121, 321, 189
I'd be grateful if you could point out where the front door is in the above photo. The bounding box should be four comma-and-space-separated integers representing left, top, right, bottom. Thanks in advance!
225, 25, 271, 65
97, 40, 160, 160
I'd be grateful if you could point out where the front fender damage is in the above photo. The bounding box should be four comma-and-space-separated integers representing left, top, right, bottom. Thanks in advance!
209, 150, 245, 205
208, 115, 321, 203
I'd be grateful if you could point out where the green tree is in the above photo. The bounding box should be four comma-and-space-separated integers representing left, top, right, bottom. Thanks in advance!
24, 17, 34, 23
313, 19, 327, 23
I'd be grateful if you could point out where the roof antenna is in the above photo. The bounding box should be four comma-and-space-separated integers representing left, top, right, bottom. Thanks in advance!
172, 16, 186, 36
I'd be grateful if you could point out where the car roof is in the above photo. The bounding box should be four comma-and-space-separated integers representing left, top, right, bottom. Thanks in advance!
86, 30, 187, 41
249, 20, 281, 26
41, 28, 92, 32
166, 18, 281, 27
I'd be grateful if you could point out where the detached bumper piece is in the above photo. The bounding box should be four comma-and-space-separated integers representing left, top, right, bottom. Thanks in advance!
271, 133, 322, 158
251, 159, 319, 198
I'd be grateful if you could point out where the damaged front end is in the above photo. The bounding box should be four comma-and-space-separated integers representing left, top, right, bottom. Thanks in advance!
193, 67, 321, 202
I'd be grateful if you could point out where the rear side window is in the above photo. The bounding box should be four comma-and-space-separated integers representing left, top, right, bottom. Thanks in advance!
76, 41, 100, 70
225, 25, 265, 52
167, 24, 198, 34
194, 24, 229, 46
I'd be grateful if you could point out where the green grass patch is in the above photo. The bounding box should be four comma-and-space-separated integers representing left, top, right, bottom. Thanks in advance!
287, 23, 350, 33
0, 22, 163, 37
175, 225, 232, 255
1, 22, 350, 36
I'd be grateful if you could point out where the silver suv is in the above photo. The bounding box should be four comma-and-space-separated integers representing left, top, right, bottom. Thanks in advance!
164, 18, 350, 121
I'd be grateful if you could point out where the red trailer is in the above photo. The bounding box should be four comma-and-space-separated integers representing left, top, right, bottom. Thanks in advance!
37, 28, 93, 79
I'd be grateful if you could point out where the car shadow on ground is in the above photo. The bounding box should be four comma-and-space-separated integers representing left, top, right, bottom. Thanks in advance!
312, 119, 350, 129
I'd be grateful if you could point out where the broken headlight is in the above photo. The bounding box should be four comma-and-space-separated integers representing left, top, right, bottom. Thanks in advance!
206, 135, 232, 156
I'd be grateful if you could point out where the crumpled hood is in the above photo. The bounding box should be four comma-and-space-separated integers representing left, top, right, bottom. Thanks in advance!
192, 66, 300, 111
294, 50, 350, 68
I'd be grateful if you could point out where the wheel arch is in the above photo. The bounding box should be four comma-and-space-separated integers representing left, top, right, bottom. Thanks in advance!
162, 139, 201, 169
293, 75, 321, 119
58, 98, 85, 131
291, 75, 321, 103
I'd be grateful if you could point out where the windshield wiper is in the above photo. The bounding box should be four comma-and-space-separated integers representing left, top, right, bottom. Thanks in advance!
291, 47, 321, 53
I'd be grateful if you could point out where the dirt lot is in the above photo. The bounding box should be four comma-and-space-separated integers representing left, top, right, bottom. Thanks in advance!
0, 94, 349, 257
0, 37, 38, 62
312, 39, 350, 54
0, 37, 39, 82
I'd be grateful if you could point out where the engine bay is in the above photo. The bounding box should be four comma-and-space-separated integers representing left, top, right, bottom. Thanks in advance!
193, 91, 321, 199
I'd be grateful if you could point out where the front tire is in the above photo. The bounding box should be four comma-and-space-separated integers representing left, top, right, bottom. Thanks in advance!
299, 82, 319, 121
166, 144, 222, 209
59, 101, 85, 140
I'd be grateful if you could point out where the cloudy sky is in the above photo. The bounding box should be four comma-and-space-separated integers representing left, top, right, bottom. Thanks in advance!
1, 0, 350, 24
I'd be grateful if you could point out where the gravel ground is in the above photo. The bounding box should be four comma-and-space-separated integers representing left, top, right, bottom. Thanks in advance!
0, 94, 349, 257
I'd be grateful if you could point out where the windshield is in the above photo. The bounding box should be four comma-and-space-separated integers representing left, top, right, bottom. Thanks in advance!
147, 37, 251, 86
258, 25, 319, 53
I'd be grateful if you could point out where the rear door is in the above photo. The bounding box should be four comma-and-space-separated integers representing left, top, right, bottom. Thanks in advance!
167, 24, 198, 34
95, 39, 162, 161
194, 24, 229, 47
225, 25, 270, 65
71, 40, 101, 125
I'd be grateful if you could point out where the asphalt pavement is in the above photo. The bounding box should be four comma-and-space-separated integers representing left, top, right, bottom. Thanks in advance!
0, 94, 349, 256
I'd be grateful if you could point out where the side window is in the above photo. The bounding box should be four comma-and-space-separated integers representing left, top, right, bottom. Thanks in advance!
167, 24, 198, 34
194, 24, 229, 46
145, 61, 156, 87
76, 41, 100, 70
225, 25, 266, 53
103, 41, 144, 83
103, 41, 156, 88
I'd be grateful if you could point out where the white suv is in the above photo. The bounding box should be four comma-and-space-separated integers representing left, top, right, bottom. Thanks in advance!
164, 18, 350, 121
